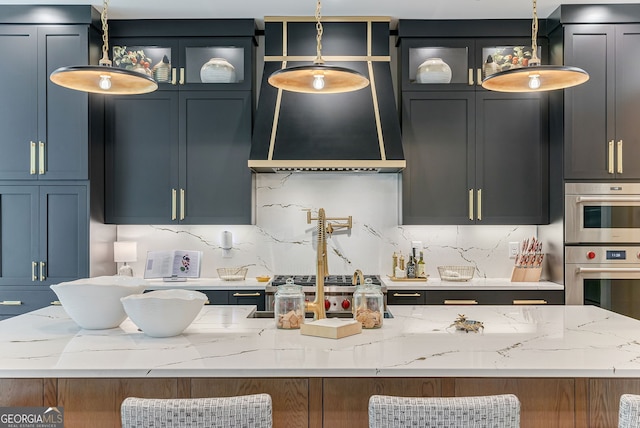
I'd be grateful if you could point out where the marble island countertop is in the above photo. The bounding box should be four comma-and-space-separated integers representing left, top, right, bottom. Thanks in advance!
1, 304, 638, 379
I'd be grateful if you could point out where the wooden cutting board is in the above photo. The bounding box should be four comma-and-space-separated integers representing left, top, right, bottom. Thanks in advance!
300, 318, 362, 339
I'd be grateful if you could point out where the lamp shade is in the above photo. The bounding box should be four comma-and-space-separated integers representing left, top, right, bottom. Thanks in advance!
114, 241, 137, 263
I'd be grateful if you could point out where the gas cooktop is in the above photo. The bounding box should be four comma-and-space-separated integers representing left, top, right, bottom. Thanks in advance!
271, 274, 381, 286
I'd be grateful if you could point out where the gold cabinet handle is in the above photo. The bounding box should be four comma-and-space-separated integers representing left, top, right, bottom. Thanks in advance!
617, 140, 623, 174
608, 140, 615, 174
171, 68, 177, 85
392, 292, 422, 297
468, 68, 474, 85
476, 68, 482, 86
180, 188, 185, 220
444, 299, 478, 305
171, 189, 177, 220
468, 189, 474, 221
32, 261, 38, 281
40, 261, 46, 281
0, 300, 23, 306
38, 141, 45, 175
30, 141, 37, 175
232, 292, 261, 297
513, 299, 547, 305
477, 189, 482, 221
50, 301, 61, 306
179, 68, 185, 85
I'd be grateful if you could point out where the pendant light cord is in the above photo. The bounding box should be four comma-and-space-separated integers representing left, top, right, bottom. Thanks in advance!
99, 0, 112, 66
530, 0, 541, 66
313, 0, 324, 65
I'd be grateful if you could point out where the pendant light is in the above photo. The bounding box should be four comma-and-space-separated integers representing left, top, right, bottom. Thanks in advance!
50, 0, 157, 95
481, 0, 588, 92
268, 0, 370, 94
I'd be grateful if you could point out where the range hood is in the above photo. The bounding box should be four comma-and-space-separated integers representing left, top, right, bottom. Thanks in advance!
249, 17, 405, 173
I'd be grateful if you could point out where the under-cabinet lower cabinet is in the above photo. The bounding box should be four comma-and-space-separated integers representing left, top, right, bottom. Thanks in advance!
0, 183, 88, 318
200, 289, 265, 311
387, 289, 426, 305
402, 91, 548, 225
423, 289, 564, 305
105, 91, 252, 225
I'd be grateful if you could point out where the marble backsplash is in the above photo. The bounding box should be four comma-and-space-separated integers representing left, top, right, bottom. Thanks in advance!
101, 173, 539, 279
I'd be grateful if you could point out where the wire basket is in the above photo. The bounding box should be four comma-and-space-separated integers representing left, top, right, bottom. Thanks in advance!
437, 265, 475, 282
217, 267, 248, 281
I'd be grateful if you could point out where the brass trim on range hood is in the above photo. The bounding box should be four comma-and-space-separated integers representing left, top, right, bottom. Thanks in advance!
248, 159, 406, 173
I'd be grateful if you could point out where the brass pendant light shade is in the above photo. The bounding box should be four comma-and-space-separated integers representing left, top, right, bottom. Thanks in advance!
50, 65, 158, 95
268, 0, 370, 94
481, 0, 588, 92
50, 0, 158, 95
481, 64, 589, 92
268, 64, 370, 94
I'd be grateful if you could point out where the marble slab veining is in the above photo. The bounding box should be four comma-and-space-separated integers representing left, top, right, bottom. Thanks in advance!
1, 305, 639, 379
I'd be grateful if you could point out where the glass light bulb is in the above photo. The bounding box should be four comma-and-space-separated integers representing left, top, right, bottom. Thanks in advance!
528, 74, 541, 90
99, 75, 112, 90
312, 74, 325, 90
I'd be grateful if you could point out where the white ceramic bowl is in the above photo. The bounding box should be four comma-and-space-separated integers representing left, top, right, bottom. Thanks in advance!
121, 289, 207, 338
51, 276, 148, 330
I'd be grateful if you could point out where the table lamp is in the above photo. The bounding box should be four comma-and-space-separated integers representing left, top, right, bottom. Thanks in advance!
114, 241, 137, 276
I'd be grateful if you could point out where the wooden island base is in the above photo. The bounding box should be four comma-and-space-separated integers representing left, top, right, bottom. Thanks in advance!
2, 376, 639, 428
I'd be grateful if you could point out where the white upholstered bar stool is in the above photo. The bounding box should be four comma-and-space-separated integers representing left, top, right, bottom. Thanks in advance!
120, 394, 272, 428
368, 394, 520, 428
619, 394, 640, 428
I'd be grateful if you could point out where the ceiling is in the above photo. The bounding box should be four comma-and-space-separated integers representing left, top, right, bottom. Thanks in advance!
2, 0, 639, 25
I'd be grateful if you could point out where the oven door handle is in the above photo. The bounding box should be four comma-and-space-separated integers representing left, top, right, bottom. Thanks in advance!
576, 196, 640, 203
577, 267, 640, 273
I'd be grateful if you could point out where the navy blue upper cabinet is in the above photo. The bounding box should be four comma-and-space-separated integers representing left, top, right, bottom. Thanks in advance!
105, 20, 255, 225
0, 24, 90, 180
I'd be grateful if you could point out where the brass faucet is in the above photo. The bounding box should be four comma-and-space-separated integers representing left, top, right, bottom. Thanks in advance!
305, 208, 352, 320
352, 269, 364, 286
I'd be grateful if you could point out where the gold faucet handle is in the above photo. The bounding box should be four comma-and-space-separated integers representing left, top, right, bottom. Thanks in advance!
352, 269, 364, 285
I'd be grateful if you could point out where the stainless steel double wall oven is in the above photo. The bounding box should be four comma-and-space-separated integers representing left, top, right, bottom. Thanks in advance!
565, 183, 640, 319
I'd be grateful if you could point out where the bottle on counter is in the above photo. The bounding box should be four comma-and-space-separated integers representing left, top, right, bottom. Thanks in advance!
398, 252, 405, 271
406, 248, 417, 278
417, 251, 426, 278
353, 278, 384, 328
274, 278, 305, 329
392, 252, 398, 277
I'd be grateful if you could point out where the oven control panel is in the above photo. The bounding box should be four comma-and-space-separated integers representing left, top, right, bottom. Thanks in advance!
566, 246, 640, 264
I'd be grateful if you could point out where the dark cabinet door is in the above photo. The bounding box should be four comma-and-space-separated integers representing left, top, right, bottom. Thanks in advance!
386, 289, 426, 305
563, 25, 615, 180
476, 91, 548, 225
179, 91, 252, 224
0, 26, 38, 180
39, 185, 89, 285
614, 24, 640, 179
228, 290, 265, 311
402, 92, 475, 225
0, 184, 88, 288
38, 25, 89, 180
0, 26, 88, 181
105, 92, 180, 224
0, 186, 39, 286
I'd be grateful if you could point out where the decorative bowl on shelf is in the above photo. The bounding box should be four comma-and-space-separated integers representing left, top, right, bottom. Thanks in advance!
217, 267, 248, 281
416, 58, 452, 84
437, 265, 475, 282
121, 289, 207, 338
200, 58, 236, 83
50, 276, 148, 330
256, 276, 271, 283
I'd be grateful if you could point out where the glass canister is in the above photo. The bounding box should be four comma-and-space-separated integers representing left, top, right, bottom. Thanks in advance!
274, 278, 305, 329
353, 278, 384, 329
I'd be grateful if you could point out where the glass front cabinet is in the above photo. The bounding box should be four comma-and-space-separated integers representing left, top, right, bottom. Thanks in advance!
401, 38, 541, 91
110, 37, 252, 91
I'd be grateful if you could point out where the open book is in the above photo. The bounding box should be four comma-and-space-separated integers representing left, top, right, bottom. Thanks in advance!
144, 250, 202, 280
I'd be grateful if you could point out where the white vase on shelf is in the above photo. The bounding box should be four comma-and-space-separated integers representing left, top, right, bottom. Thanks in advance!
200, 58, 236, 83
416, 58, 452, 84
